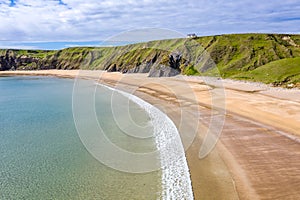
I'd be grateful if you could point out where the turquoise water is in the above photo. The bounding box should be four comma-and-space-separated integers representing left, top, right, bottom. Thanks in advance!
0, 76, 161, 199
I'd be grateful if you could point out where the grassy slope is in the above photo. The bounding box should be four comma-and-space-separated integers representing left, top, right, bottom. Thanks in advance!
1, 33, 300, 87
194, 34, 300, 86
196, 34, 300, 75
80, 38, 191, 71
0, 49, 55, 58
233, 57, 300, 86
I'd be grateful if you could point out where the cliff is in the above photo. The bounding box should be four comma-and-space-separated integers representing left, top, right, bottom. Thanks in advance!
0, 48, 90, 70
1, 33, 300, 87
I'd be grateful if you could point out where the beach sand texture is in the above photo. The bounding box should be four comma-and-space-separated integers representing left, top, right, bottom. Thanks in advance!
1, 70, 300, 200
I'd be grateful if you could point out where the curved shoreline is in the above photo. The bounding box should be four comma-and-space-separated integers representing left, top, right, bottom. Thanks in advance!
0, 71, 194, 199
100, 83, 193, 199
1, 70, 300, 199
0, 70, 239, 199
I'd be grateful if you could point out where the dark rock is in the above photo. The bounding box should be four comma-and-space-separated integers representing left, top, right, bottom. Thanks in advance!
169, 53, 182, 69
147, 52, 182, 77
127, 62, 152, 73
121, 68, 128, 73
148, 65, 180, 77
107, 64, 117, 72
0, 50, 42, 71
127, 53, 160, 74
0, 50, 16, 71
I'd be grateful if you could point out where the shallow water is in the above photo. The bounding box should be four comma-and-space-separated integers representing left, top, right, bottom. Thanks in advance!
0, 76, 161, 199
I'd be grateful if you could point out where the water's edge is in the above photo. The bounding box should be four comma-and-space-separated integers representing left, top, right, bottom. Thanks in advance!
99, 83, 194, 200
1, 74, 194, 199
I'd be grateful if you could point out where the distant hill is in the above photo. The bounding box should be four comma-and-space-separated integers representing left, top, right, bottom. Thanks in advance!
1, 33, 300, 87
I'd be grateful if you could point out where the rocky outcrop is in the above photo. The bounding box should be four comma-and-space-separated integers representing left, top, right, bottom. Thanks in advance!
0, 33, 300, 86
147, 53, 182, 77
127, 62, 152, 73
0, 49, 89, 71
107, 64, 117, 72
0, 50, 41, 71
0, 53, 13, 71
169, 53, 182, 70
148, 65, 181, 77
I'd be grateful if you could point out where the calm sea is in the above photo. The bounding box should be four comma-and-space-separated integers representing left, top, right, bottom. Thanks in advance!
0, 76, 162, 199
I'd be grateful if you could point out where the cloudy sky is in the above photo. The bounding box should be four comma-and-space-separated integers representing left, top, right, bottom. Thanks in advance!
0, 0, 300, 49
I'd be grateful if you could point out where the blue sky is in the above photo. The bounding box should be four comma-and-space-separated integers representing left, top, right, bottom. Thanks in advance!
0, 0, 299, 49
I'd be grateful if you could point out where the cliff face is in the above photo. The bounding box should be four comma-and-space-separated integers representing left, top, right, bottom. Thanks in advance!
1, 33, 300, 86
0, 50, 40, 71
0, 48, 90, 71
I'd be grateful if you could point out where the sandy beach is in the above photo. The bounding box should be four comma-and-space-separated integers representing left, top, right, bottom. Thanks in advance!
1, 70, 300, 199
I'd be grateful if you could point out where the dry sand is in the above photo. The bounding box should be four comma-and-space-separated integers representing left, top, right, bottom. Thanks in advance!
1, 70, 300, 199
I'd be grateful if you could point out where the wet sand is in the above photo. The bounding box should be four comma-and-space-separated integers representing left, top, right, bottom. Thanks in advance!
1, 70, 300, 199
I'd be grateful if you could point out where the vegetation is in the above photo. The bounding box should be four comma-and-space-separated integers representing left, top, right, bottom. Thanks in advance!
183, 65, 199, 76
233, 57, 300, 86
196, 34, 300, 78
1, 33, 300, 87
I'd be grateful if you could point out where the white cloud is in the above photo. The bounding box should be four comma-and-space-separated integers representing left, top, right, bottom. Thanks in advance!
0, 0, 299, 47
0, 44, 39, 49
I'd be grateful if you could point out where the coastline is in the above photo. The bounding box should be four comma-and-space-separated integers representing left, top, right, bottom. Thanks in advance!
99, 83, 194, 199
1, 70, 300, 199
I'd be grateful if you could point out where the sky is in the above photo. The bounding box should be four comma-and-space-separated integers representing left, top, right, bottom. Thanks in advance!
0, 0, 299, 49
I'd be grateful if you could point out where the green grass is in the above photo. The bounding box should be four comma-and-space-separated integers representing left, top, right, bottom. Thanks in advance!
195, 34, 299, 78
1, 33, 300, 87
233, 57, 300, 85
183, 65, 200, 75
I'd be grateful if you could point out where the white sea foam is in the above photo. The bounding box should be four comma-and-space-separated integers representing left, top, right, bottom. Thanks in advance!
98, 83, 194, 200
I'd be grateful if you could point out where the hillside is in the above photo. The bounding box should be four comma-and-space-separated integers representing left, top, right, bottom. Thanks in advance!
233, 57, 300, 87
1, 33, 300, 87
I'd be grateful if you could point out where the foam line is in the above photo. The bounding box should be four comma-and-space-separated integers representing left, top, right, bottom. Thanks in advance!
98, 83, 194, 200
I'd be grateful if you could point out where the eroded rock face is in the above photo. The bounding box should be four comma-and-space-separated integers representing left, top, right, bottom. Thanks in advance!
127, 53, 159, 74
0, 49, 183, 77
127, 62, 152, 73
169, 53, 182, 70
147, 53, 182, 77
0, 51, 16, 70
148, 65, 181, 77
107, 64, 117, 72
0, 51, 40, 71
127, 52, 182, 77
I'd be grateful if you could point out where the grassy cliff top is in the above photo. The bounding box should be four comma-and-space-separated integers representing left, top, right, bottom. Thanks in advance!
1, 33, 300, 87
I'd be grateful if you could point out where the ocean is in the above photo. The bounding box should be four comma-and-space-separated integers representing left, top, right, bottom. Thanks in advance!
0, 76, 193, 199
